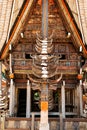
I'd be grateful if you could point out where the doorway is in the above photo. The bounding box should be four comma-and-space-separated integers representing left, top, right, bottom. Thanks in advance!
17, 89, 26, 117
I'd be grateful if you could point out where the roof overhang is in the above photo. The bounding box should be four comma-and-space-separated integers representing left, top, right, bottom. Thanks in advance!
0, 0, 37, 60
54, 0, 87, 57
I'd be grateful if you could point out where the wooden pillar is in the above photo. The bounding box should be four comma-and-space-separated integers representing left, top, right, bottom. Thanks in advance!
73, 88, 76, 113
39, 83, 49, 130
26, 80, 31, 118
31, 113, 35, 130
75, 87, 78, 113
76, 85, 80, 116
13, 83, 15, 115
42, 0, 48, 38
9, 79, 14, 116
14, 87, 18, 116
9, 44, 14, 116
60, 113, 63, 130
61, 81, 65, 118
79, 68, 83, 116
1, 115, 5, 130
79, 80, 83, 116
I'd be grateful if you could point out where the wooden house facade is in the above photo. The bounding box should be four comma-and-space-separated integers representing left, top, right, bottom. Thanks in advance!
0, 0, 87, 130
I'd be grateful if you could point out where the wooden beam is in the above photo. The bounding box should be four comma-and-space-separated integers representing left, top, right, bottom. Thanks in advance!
14, 70, 32, 74
19, 37, 71, 43
14, 66, 78, 74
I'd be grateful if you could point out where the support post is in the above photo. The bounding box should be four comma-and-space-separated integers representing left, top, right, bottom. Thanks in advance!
1, 115, 5, 130
42, 0, 48, 38
39, 83, 49, 130
79, 80, 83, 116
13, 83, 15, 115
9, 79, 14, 116
31, 112, 35, 130
79, 68, 83, 116
60, 113, 63, 130
26, 80, 31, 118
61, 81, 65, 118
9, 44, 14, 116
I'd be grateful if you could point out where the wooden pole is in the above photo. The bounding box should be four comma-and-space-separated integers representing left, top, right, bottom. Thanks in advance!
79, 68, 83, 116
39, 0, 49, 129
60, 113, 63, 130
61, 81, 65, 118
39, 83, 49, 130
42, 0, 48, 38
79, 80, 83, 116
9, 79, 14, 116
13, 83, 15, 115
1, 115, 5, 130
9, 44, 14, 116
26, 80, 31, 118
31, 112, 35, 130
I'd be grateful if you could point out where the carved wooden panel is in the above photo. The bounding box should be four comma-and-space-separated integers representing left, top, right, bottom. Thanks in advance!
13, 60, 32, 70
58, 45, 66, 53
14, 44, 22, 51
12, 52, 24, 59
69, 53, 78, 60
68, 44, 76, 53
12, 42, 79, 74
11, 1, 80, 75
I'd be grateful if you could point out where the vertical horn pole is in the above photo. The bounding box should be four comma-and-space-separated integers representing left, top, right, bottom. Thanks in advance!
39, 1, 49, 130
42, 0, 48, 39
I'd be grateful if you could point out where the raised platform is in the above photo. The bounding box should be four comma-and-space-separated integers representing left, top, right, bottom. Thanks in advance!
1, 117, 87, 130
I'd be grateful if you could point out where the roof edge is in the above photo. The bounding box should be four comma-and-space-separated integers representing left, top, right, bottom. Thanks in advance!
54, 0, 87, 58
1, 0, 37, 60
